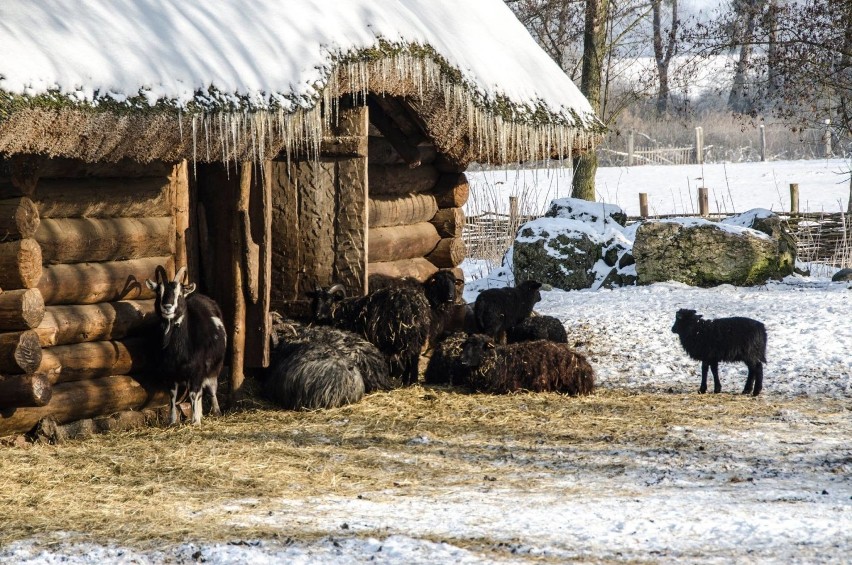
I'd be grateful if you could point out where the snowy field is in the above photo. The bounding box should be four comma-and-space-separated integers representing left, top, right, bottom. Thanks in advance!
467, 158, 852, 217
3, 159, 851, 564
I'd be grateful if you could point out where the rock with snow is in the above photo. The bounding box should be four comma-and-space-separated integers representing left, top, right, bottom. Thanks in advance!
633, 217, 791, 287
512, 198, 636, 291
831, 268, 852, 282
721, 208, 797, 274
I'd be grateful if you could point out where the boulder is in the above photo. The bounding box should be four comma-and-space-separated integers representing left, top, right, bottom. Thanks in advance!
513, 198, 635, 291
831, 268, 852, 282
633, 217, 792, 287
721, 208, 797, 273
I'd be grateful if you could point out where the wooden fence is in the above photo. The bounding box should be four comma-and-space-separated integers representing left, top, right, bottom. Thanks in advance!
463, 210, 851, 268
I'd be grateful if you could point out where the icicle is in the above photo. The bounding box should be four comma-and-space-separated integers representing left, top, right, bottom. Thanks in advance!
191, 114, 197, 178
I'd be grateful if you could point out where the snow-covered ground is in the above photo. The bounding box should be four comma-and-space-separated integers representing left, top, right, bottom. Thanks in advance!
3, 160, 851, 564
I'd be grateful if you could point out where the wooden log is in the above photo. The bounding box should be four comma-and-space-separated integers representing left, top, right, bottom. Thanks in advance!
32, 158, 173, 179
0, 288, 45, 330
38, 338, 151, 384
368, 222, 441, 263
368, 258, 439, 283
0, 329, 43, 374
369, 193, 438, 228
0, 373, 52, 409
425, 237, 467, 268
429, 207, 465, 238
0, 197, 40, 241
0, 375, 169, 438
37, 300, 157, 347
230, 165, 251, 402
245, 162, 274, 369
432, 174, 470, 208
35, 217, 174, 264
33, 177, 172, 218
0, 238, 42, 289
38, 256, 173, 306
369, 164, 439, 197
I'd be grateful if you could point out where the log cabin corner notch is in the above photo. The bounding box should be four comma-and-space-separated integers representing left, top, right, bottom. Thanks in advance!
0, 0, 603, 437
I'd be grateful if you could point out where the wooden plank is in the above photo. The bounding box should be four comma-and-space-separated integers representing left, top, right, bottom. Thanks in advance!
37, 256, 172, 305
298, 160, 337, 291
271, 160, 301, 310
35, 217, 174, 264
333, 104, 368, 296
244, 161, 273, 369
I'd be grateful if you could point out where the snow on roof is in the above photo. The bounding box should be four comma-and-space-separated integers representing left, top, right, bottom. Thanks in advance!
0, 0, 597, 128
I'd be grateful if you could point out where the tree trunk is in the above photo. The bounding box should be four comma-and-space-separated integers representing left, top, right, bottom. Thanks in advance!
573, 0, 609, 201
652, 0, 679, 115
729, 5, 757, 113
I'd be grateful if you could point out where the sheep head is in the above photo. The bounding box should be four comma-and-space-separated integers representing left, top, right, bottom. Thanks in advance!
306, 284, 347, 324
671, 308, 701, 335
459, 334, 496, 368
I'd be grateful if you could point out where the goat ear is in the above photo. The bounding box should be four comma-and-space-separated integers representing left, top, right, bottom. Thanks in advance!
145, 279, 158, 291
183, 282, 196, 297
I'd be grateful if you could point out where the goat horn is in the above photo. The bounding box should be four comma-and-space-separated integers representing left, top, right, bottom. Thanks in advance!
155, 265, 168, 285
328, 283, 346, 296
174, 266, 188, 284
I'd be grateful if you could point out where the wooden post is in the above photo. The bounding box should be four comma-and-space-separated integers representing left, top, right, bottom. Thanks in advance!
790, 183, 800, 214
229, 164, 251, 404
627, 130, 635, 166
695, 126, 704, 165
639, 193, 649, 218
171, 161, 190, 275
823, 120, 832, 157
509, 196, 519, 228
698, 187, 709, 217
759, 125, 766, 162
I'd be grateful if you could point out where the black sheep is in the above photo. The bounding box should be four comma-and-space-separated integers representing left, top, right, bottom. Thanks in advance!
506, 314, 568, 344
458, 334, 595, 395
263, 317, 394, 410
423, 332, 471, 387
671, 309, 767, 396
308, 283, 431, 386
473, 280, 543, 343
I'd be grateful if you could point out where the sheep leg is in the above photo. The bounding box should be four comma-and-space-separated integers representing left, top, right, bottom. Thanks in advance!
403, 352, 419, 386
711, 362, 722, 393
168, 383, 180, 425
188, 388, 203, 425
743, 364, 755, 395
699, 361, 709, 394
751, 363, 763, 397
204, 375, 221, 417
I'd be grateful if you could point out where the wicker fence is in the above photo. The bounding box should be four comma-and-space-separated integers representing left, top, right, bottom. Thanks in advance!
463, 210, 852, 268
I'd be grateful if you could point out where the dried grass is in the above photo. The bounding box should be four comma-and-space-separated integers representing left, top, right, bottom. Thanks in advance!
0, 386, 845, 549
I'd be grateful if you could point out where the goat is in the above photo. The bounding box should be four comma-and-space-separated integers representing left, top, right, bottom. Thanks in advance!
458, 334, 595, 395
473, 280, 543, 343
308, 283, 431, 386
506, 314, 568, 344
145, 265, 226, 424
263, 316, 393, 410
671, 309, 767, 396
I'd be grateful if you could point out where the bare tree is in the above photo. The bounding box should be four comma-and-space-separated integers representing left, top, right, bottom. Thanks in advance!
652, 0, 679, 114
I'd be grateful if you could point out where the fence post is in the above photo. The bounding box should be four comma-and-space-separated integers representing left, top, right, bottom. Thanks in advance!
760, 124, 766, 162
627, 130, 634, 166
639, 193, 649, 218
790, 183, 799, 215
698, 187, 709, 217
824, 119, 832, 157
694, 126, 704, 164
508, 196, 519, 228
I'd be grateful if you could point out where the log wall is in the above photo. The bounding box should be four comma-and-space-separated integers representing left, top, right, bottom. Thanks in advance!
0, 156, 180, 437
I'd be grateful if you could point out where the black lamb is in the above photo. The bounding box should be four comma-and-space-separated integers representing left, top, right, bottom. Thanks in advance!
506, 314, 568, 344
423, 331, 471, 387
308, 283, 431, 386
473, 280, 543, 343
262, 316, 394, 410
671, 309, 767, 396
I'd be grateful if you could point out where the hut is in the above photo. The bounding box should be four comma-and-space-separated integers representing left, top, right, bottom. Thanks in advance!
0, 0, 603, 435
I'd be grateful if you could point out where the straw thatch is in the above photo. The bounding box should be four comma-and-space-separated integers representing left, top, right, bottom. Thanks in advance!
0, 51, 603, 166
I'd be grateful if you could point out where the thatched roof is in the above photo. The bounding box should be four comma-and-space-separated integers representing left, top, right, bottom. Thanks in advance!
0, 1, 604, 165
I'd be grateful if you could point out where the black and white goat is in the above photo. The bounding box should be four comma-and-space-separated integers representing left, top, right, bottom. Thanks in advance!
145, 265, 227, 424
671, 309, 767, 396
